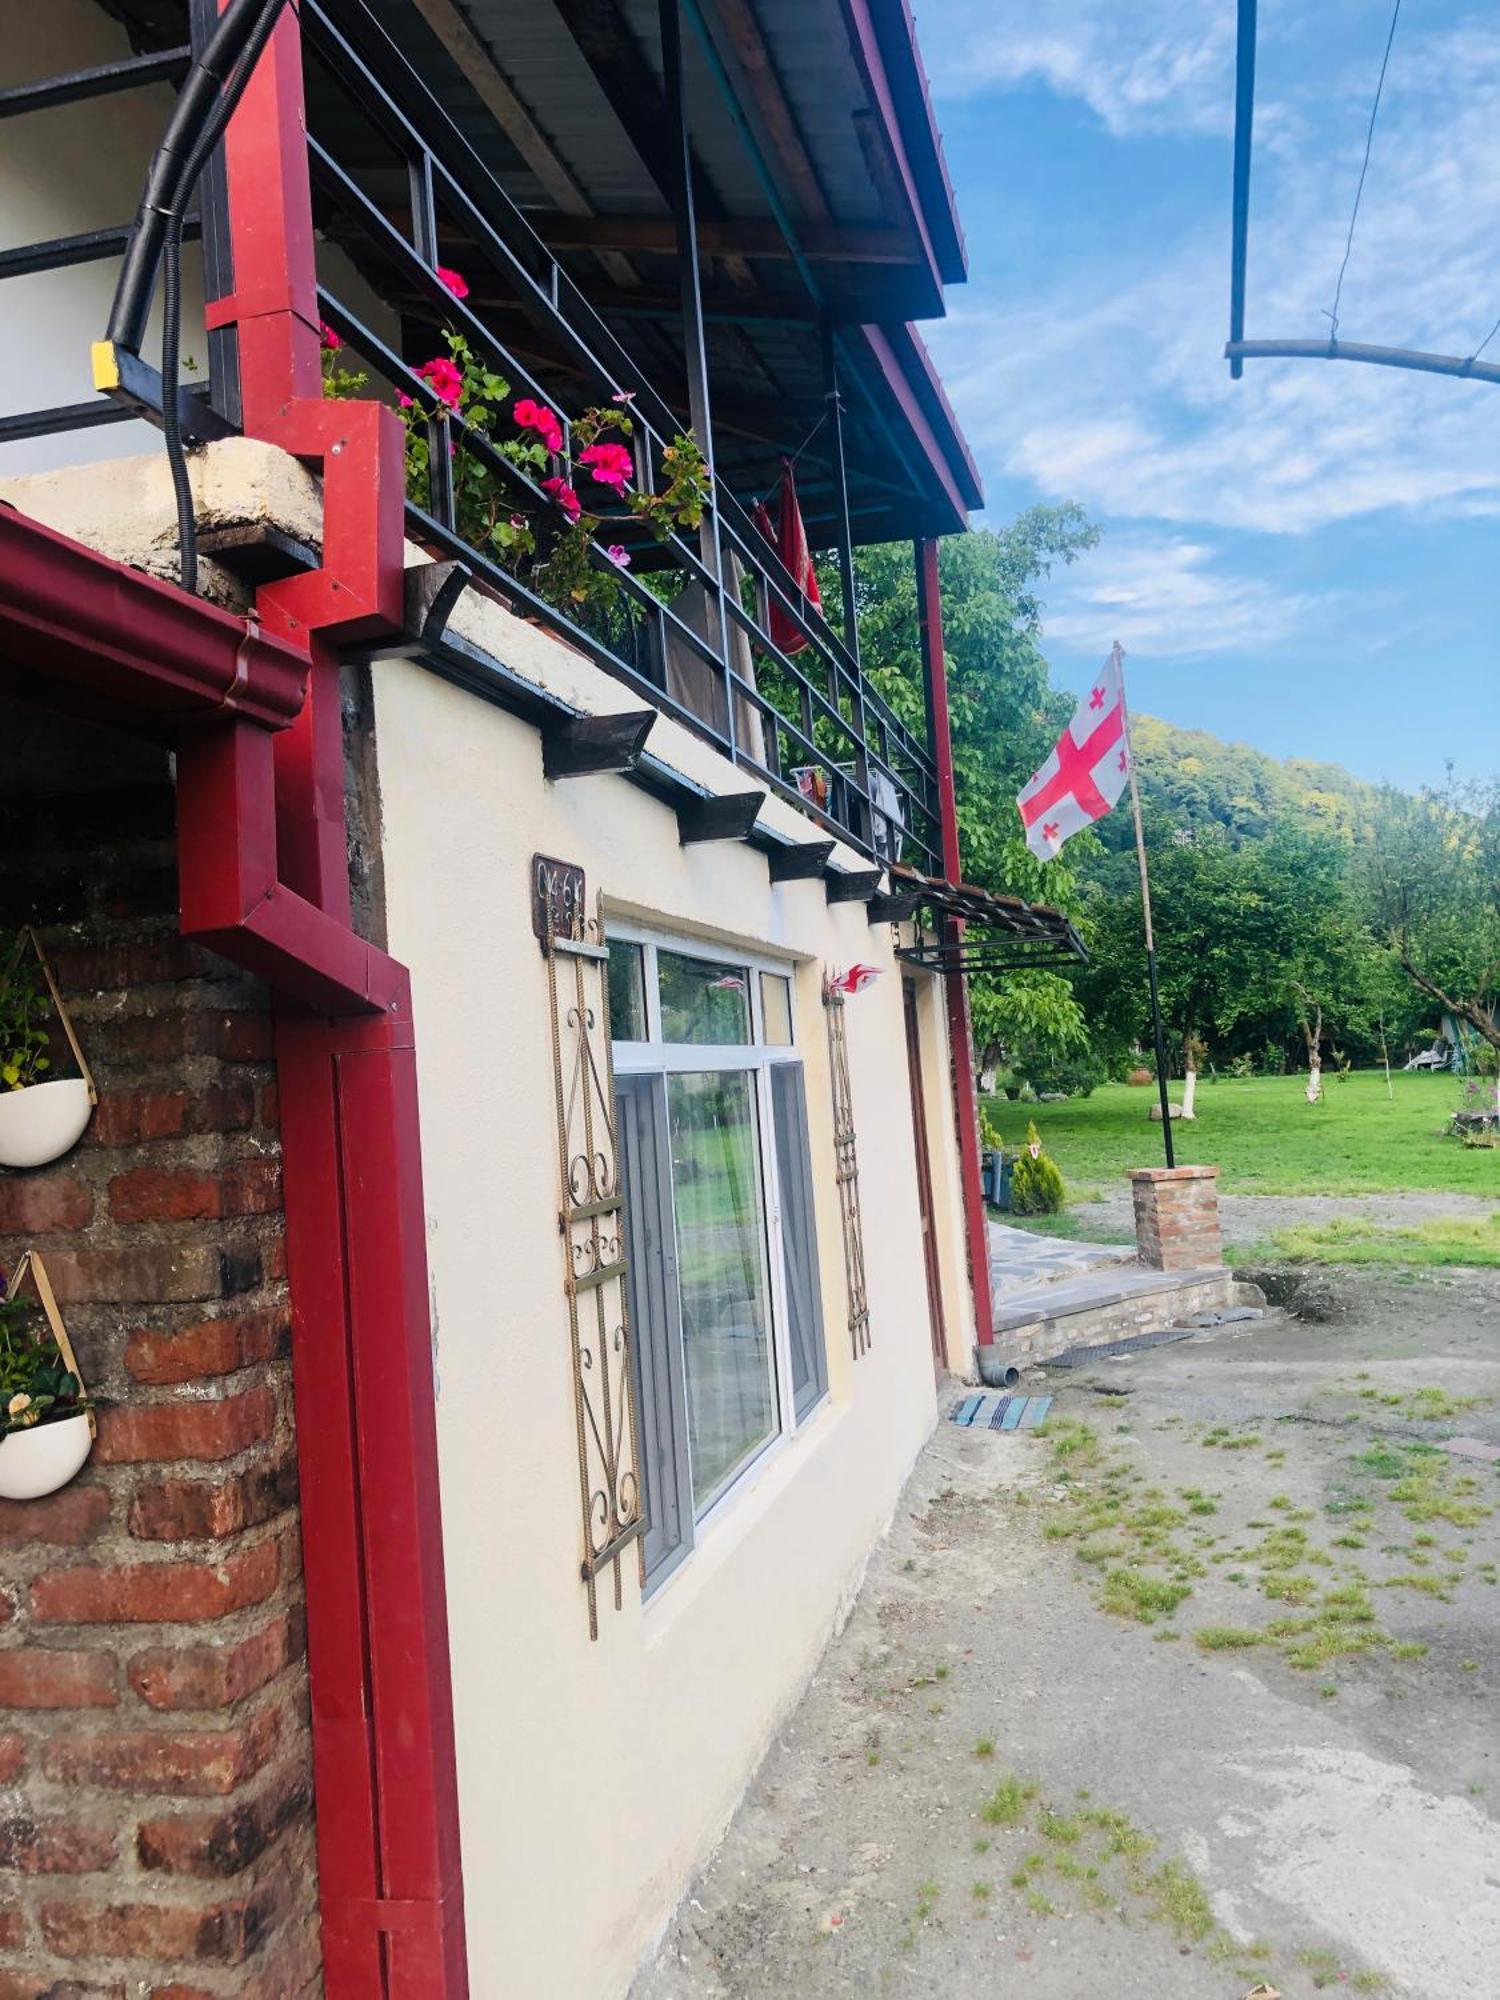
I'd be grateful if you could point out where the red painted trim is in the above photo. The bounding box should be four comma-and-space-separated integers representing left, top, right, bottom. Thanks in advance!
185, 13, 469, 1993
0, 505, 307, 731
916, 537, 994, 1344
860, 326, 977, 530
837, 0, 942, 299
862, 0, 967, 281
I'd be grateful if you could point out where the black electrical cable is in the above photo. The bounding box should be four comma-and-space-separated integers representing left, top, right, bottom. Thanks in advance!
159, 0, 290, 592
1324, 0, 1402, 345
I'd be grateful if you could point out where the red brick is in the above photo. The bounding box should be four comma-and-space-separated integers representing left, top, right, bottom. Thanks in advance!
0, 1913, 25, 1953
130, 1614, 298, 1713
0, 1733, 24, 1782
49, 935, 202, 993
95, 1387, 275, 1466
0, 1486, 110, 1547
0, 1176, 93, 1235
91, 1012, 193, 1067
0, 1650, 117, 1710
202, 1012, 274, 1064
107, 1169, 220, 1225
137, 1778, 308, 1878
220, 1160, 281, 1217
39, 1884, 285, 1965
39, 1709, 279, 1797
0, 1816, 116, 1873
128, 1456, 297, 1544
124, 1311, 287, 1386
258, 1082, 279, 1131
30, 1541, 280, 1625
91, 1082, 254, 1150
44, 1242, 223, 1306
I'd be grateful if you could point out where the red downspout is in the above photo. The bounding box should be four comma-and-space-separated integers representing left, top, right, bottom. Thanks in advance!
172, 9, 469, 1993
916, 536, 994, 1347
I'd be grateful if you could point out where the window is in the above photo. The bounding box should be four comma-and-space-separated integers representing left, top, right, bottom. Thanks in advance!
609, 929, 828, 1587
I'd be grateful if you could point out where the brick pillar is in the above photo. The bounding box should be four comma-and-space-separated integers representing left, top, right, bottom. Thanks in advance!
1128, 1164, 1223, 1271
0, 705, 319, 1998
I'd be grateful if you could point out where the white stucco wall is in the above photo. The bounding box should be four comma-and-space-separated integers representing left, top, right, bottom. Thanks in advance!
0, 0, 208, 474
371, 597, 976, 1996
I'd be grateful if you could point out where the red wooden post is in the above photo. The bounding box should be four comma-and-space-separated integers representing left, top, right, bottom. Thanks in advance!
916, 537, 995, 1348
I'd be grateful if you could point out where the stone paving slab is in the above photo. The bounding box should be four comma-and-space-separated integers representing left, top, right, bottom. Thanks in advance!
987, 1217, 1135, 1298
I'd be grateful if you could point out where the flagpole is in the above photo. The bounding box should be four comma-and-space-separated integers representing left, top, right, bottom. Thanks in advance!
1117, 652, 1176, 1168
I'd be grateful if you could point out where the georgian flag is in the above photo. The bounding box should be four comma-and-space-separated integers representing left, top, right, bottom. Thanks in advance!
1017, 642, 1131, 861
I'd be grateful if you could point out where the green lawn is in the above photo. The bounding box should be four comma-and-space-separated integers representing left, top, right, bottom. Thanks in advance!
984, 1071, 1497, 1198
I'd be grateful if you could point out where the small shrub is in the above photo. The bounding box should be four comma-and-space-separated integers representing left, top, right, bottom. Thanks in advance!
1009, 1122, 1066, 1216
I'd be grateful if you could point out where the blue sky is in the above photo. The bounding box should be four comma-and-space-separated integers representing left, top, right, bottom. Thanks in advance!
917, 0, 1500, 792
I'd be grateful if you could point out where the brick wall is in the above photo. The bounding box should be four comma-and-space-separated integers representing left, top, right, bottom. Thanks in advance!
1128, 1164, 1223, 1272
0, 702, 320, 1999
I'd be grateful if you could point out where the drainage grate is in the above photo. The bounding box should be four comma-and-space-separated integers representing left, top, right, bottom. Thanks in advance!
950, 1393, 1052, 1431
1037, 1328, 1197, 1371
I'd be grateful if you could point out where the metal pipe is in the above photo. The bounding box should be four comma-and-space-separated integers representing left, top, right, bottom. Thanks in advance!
1228, 0, 1258, 379
1226, 336, 1500, 387
105, 0, 273, 357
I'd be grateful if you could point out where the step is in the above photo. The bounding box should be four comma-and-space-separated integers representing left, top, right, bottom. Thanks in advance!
978, 1264, 1246, 1378
987, 1221, 1137, 1299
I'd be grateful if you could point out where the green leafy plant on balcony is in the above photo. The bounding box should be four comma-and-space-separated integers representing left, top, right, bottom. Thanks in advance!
320, 268, 710, 622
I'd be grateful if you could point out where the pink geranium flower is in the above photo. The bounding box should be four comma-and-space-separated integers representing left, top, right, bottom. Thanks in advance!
578, 441, 633, 493
542, 476, 582, 522
416, 356, 463, 409
604, 544, 631, 568
436, 266, 469, 299
397, 393, 414, 409
515, 397, 564, 455
611, 389, 636, 405
319, 321, 342, 351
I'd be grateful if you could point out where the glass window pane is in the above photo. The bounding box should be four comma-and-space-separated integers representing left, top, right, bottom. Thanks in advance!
770, 1065, 827, 1421
667, 1071, 776, 1509
607, 940, 647, 1041
658, 949, 751, 1045
760, 972, 793, 1046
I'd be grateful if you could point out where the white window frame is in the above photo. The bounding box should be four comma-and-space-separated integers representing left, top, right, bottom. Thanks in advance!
608, 924, 825, 1564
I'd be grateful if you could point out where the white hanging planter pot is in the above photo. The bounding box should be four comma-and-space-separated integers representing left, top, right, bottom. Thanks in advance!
0, 1076, 94, 1170
0, 1252, 96, 1501
0, 1411, 93, 1501
0, 929, 96, 1170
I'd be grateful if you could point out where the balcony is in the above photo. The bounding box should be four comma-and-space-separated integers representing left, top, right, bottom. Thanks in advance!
1, 0, 985, 879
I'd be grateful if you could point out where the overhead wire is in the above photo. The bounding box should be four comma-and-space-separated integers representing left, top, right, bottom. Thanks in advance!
1324, 0, 1402, 345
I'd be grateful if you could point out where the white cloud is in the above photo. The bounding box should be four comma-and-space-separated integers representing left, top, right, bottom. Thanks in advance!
1040, 535, 1329, 657
923, 0, 1234, 136
924, 12, 1500, 546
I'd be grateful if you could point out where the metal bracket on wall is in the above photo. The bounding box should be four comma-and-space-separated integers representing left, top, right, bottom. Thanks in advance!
535, 855, 646, 1635
822, 977, 871, 1358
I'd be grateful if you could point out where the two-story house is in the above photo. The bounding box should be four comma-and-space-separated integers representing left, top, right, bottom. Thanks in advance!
0, 2, 1080, 1992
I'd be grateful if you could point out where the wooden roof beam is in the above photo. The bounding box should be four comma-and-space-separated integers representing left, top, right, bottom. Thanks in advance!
405, 0, 639, 290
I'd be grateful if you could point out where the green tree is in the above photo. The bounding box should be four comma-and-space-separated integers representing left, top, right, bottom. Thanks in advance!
1360, 779, 1500, 1056
851, 507, 1100, 1066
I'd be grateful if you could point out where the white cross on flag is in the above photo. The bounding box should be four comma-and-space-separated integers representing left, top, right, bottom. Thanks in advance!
1017, 642, 1131, 861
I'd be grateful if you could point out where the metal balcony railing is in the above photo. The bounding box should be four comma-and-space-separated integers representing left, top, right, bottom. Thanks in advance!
301, 0, 940, 874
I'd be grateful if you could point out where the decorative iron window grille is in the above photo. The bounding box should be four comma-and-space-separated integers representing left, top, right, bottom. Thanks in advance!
822, 978, 870, 1358
534, 854, 645, 1637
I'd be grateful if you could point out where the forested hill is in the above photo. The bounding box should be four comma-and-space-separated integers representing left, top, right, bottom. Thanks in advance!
1105, 714, 1385, 848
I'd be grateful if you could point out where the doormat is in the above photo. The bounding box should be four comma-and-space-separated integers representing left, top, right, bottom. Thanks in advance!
950, 1393, 1052, 1431
1038, 1327, 1197, 1371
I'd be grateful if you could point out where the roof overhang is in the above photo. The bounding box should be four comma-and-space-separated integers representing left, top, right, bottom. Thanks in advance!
887, 866, 1088, 974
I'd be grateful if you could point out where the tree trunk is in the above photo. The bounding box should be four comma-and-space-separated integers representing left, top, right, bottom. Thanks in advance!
1181, 1068, 1197, 1120
1399, 956, 1500, 1054
1301, 1002, 1323, 1105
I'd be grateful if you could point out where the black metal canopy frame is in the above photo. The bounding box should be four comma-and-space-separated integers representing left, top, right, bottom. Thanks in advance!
1227, 0, 1500, 390
886, 869, 1087, 976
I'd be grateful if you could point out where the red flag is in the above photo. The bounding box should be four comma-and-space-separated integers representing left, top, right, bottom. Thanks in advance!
754, 460, 822, 656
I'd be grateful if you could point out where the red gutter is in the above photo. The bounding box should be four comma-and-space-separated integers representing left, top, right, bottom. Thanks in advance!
0, 504, 307, 731
916, 536, 995, 1347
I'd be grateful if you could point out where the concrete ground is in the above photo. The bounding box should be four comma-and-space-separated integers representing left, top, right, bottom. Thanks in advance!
1069, 1185, 1497, 1249
636, 1269, 1500, 1999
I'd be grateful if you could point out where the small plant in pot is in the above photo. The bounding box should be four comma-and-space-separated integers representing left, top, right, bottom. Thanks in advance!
0, 929, 96, 1170
0, 1274, 94, 1501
